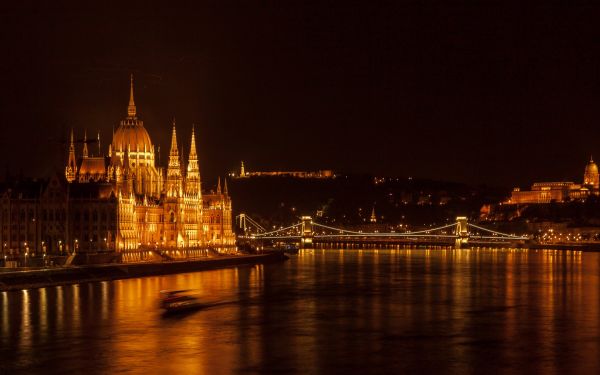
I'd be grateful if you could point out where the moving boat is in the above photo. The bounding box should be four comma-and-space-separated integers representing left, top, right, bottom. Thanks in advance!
280, 244, 299, 254
261, 244, 300, 254
159, 290, 205, 313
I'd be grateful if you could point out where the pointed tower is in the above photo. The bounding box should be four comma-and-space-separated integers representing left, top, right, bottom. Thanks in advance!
223, 178, 228, 195
240, 161, 245, 177
217, 177, 222, 194
186, 125, 201, 196
166, 120, 182, 198
82, 130, 89, 158
370, 206, 377, 223
65, 129, 77, 183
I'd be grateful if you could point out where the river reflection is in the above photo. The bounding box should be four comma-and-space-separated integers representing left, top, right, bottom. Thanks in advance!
1, 248, 599, 374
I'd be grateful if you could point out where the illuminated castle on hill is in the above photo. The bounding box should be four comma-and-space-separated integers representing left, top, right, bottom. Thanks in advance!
507, 157, 599, 204
235, 161, 334, 179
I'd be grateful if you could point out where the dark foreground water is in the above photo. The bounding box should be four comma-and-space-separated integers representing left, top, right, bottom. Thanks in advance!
1, 248, 600, 374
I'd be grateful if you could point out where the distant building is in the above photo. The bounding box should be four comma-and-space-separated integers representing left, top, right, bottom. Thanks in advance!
0, 76, 235, 261
235, 161, 334, 179
507, 157, 599, 204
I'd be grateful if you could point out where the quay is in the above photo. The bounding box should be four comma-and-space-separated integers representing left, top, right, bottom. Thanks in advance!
0, 251, 288, 291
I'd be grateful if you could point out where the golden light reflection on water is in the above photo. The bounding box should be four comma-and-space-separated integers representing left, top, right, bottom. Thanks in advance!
71, 284, 80, 331
1, 248, 600, 374
39, 288, 47, 341
56, 286, 63, 332
19, 289, 31, 353
2, 292, 8, 338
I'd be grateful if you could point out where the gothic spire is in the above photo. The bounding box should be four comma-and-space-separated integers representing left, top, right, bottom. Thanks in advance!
185, 125, 201, 196
127, 74, 136, 118
65, 128, 77, 183
189, 124, 197, 160
169, 119, 179, 159
217, 177, 222, 194
166, 119, 182, 198
82, 130, 88, 158
224, 178, 228, 194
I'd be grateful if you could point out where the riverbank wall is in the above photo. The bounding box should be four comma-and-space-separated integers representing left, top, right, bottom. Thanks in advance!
0, 252, 288, 291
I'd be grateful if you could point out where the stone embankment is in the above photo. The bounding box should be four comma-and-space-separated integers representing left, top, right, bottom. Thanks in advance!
0, 252, 288, 291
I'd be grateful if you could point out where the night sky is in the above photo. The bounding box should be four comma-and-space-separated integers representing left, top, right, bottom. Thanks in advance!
2, 2, 600, 187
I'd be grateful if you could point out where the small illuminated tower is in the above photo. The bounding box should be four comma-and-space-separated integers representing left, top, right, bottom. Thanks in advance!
82, 130, 88, 158
370, 207, 377, 223
240, 161, 246, 177
65, 129, 77, 182
584, 156, 599, 191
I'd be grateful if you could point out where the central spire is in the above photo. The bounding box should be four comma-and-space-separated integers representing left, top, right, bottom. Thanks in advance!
127, 74, 136, 118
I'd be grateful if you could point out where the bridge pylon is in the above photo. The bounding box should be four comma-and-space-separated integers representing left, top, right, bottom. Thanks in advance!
455, 216, 469, 248
301, 216, 313, 248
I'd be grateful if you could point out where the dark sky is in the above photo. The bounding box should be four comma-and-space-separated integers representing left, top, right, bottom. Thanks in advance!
2, 1, 600, 187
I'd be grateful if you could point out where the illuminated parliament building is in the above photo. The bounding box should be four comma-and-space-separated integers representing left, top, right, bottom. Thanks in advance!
1, 77, 235, 260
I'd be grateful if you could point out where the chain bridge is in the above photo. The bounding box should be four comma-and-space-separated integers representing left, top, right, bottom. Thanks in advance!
236, 214, 529, 248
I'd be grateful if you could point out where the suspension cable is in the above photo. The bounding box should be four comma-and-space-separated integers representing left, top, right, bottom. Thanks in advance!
467, 223, 528, 239
244, 216, 266, 232
314, 234, 458, 238
312, 221, 456, 236
254, 222, 303, 237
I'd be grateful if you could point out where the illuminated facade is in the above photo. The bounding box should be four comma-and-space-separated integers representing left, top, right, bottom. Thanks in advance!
62, 76, 235, 254
508, 157, 599, 204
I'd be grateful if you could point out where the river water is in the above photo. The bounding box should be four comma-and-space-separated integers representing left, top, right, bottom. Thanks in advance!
1, 248, 600, 374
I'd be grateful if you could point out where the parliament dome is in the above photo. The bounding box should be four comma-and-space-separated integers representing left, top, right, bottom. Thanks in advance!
112, 121, 153, 152
111, 75, 154, 154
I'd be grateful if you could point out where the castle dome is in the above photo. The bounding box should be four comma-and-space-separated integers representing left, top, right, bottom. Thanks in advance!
585, 157, 598, 173
584, 156, 599, 188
